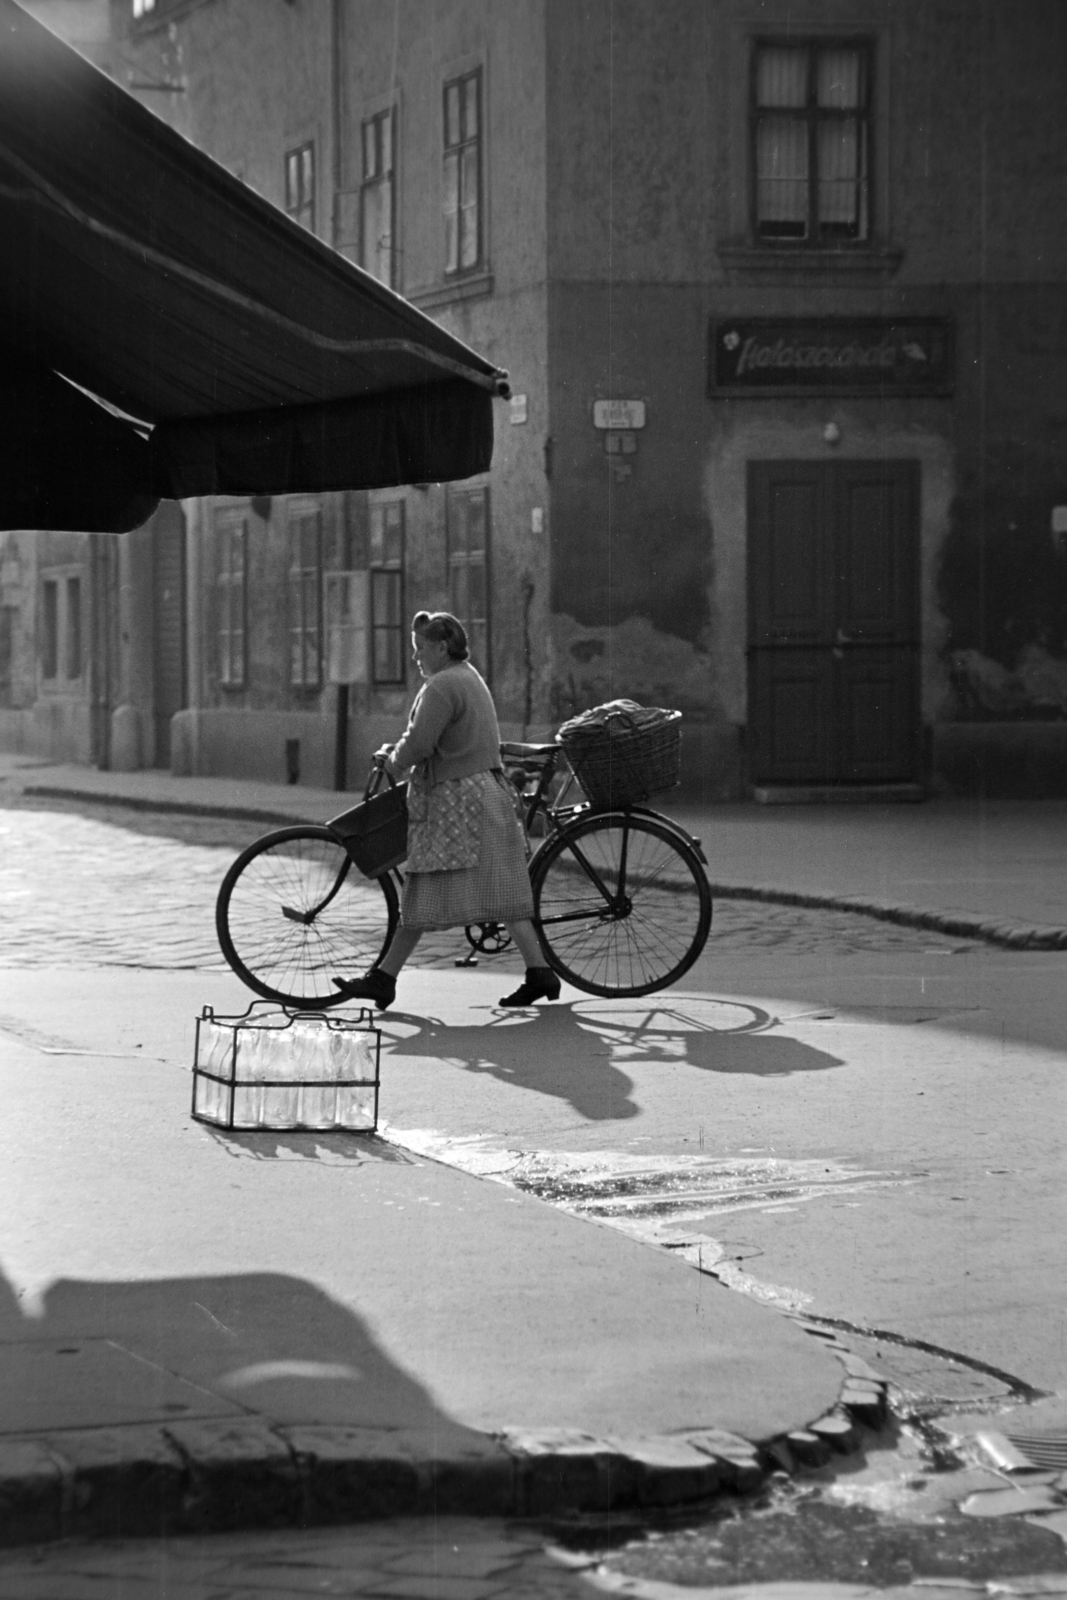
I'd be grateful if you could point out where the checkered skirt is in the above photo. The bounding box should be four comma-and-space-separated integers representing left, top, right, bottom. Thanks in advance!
400, 769, 535, 931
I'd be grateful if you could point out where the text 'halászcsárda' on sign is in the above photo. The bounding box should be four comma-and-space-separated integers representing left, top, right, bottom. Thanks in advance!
710, 319, 953, 394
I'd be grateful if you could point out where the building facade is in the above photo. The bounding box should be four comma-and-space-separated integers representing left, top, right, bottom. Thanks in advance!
7, 0, 1067, 797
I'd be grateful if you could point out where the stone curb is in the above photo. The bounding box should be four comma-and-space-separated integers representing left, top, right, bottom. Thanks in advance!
21, 783, 302, 829
710, 881, 1067, 952
0, 1358, 890, 1549
18, 780, 1067, 951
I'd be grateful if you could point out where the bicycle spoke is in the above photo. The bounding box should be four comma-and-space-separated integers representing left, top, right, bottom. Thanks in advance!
217, 828, 397, 1007
533, 814, 710, 997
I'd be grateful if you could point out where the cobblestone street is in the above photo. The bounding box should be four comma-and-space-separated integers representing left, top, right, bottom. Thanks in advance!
0, 797, 985, 973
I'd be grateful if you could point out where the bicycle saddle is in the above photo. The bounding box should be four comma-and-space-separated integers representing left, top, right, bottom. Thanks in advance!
500, 740, 557, 758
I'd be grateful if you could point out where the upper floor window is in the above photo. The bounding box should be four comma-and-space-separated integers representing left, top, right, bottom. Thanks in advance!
752, 41, 870, 245
217, 514, 248, 689
285, 142, 316, 233
369, 499, 405, 684
288, 508, 322, 689
443, 69, 482, 274
361, 109, 396, 288
132, 0, 156, 15
447, 485, 488, 676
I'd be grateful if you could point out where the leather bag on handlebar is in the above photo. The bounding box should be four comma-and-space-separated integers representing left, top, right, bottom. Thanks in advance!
327, 768, 408, 877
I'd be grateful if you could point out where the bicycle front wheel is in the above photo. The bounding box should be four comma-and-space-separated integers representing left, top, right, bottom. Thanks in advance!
531, 812, 711, 997
216, 826, 399, 1008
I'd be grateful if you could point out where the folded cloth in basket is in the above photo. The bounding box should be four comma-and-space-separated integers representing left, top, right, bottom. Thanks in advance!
557, 699, 676, 742
556, 700, 682, 807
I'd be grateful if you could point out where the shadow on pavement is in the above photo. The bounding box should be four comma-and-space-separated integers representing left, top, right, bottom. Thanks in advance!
380, 999, 846, 1121
0, 1266, 484, 1441
206, 1129, 414, 1164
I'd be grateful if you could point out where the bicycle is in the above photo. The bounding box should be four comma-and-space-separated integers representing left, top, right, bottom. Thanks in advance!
215, 742, 712, 1009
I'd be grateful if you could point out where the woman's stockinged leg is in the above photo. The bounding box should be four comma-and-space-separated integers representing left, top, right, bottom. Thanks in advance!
506, 919, 546, 969
379, 926, 422, 978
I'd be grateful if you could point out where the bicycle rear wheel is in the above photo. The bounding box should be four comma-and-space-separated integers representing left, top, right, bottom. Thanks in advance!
531, 812, 711, 997
216, 825, 399, 1008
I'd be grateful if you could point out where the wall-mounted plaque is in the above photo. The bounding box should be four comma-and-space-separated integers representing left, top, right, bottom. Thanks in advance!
709, 318, 953, 396
593, 399, 647, 429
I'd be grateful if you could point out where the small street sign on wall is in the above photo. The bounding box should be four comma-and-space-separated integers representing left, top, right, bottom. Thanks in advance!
593, 399, 647, 429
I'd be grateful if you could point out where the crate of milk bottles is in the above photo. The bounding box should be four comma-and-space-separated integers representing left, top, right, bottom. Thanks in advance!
191, 1002, 380, 1132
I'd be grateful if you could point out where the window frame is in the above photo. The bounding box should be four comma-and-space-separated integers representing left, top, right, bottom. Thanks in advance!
360, 106, 397, 289
41, 577, 59, 682
288, 506, 323, 691
39, 566, 85, 687
442, 67, 483, 276
216, 513, 248, 690
368, 498, 406, 686
285, 141, 316, 234
64, 575, 82, 680
749, 36, 873, 248
446, 484, 490, 679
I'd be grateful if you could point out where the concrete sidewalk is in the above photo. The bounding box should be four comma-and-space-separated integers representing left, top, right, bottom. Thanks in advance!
0, 751, 1053, 1545
0, 964, 857, 1548
4, 752, 1066, 946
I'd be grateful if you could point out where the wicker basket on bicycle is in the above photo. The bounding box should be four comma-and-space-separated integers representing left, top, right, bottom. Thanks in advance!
557, 699, 682, 808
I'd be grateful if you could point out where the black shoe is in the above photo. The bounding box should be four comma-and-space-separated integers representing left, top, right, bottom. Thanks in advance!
498, 966, 561, 1007
332, 969, 397, 1011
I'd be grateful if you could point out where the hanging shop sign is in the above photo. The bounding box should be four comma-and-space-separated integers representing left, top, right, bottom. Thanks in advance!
709, 318, 953, 396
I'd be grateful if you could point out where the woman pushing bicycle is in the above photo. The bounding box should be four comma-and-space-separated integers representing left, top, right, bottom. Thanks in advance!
332, 610, 560, 1013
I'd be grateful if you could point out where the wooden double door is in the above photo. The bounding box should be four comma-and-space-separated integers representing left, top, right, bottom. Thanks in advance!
747, 460, 921, 786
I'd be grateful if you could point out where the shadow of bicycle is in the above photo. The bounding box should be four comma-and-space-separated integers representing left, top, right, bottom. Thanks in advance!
377, 995, 845, 1122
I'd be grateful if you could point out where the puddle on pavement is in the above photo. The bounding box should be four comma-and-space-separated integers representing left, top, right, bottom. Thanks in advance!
560, 1413, 1067, 1595
587, 1489, 1067, 1591
382, 1130, 919, 1312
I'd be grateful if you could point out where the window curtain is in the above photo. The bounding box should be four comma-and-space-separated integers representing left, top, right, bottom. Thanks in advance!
756, 48, 808, 232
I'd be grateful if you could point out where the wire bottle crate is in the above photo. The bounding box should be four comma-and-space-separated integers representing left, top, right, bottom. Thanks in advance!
191, 1001, 380, 1132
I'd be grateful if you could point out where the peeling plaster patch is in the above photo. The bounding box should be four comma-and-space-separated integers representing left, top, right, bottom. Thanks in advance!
551, 612, 720, 719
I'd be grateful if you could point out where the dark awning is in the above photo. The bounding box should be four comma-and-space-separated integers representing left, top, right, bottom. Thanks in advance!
0, 0, 506, 532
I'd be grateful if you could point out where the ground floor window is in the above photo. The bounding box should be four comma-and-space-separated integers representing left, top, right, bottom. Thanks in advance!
39, 568, 83, 685
446, 485, 489, 675
369, 499, 405, 684
288, 506, 323, 689
216, 513, 247, 688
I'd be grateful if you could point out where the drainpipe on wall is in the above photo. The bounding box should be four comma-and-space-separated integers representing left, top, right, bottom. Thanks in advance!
176, 496, 201, 777
89, 532, 114, 769
330, 0, 350, 792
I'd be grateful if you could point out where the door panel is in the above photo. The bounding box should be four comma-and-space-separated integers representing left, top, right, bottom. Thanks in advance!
836, 648, 920, 782
834, 466, 919, 643
748, 460, 920, 785
749, 649, 833, 783
748, 467, 831, 646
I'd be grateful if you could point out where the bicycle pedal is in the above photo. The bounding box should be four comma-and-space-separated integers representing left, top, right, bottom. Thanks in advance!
455, 956, 479, 967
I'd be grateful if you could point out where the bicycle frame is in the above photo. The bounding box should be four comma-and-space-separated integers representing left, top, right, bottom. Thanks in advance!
498, 745, 709, 950
502, 742, 707, 863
